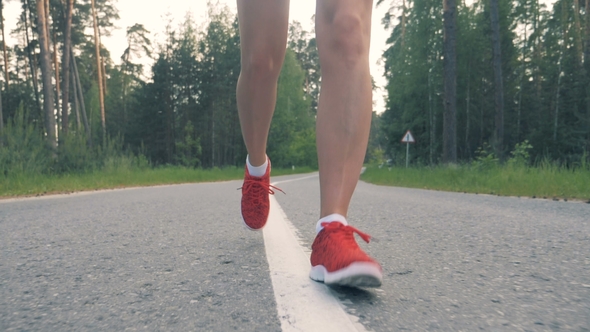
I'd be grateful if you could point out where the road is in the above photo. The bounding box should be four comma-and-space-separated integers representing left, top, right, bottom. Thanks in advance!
1, 173, 589, 331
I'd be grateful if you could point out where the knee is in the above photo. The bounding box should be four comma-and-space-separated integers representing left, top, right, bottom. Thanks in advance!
321, 12, 369, 69
241, 49, 284, 81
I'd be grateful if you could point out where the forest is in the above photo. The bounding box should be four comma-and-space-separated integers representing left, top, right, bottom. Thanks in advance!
380, 0, 590, 165
0, 0, 589, 178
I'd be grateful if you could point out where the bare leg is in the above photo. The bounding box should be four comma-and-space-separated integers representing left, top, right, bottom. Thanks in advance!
310, 1, 382, 288
315, 0, 374, 218
236, 0, 290, 167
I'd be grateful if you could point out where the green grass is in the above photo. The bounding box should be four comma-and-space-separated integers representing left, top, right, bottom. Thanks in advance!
5, 161, 588, 202
361, 164, 590, 201
0, 166, 316, 198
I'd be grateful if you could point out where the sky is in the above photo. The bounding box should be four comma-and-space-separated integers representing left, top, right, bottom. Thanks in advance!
3, 1, 395, 113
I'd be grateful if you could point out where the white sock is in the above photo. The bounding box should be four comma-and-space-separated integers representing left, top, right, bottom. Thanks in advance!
246, 155, 269, 177
316, 213, 348, 234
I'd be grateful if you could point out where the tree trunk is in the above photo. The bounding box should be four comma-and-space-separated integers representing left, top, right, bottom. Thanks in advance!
465, 61, 471, 158
98, 27, 107, 96
166, 97, 173, 163
533, 4, 544, 140
24, 0, 42, 118
554, 0, 567, 145
480, 77, 485, 147
517, 25, 527, 142
586, 0, 590, 151
45, 0, 57, 126
122, 41, 131, 137
36, 0, 57, 151
0, 80, 3, 147
573, 0, 583, 67
44, 0, 49, 31
70, 65, 81, 130
443, 0, 457, 164
490, 0, 504, 160
429, 66, 434, 165
122, 69, 128, 137
0, 0, 9, 86
61, 0, 74, 135
21, 33, 29, 84
91, 0, 106, 147
554, 54, 562, 143
52, 30, 61, 135
211, 101, 216, 167
72, 51, 91, 147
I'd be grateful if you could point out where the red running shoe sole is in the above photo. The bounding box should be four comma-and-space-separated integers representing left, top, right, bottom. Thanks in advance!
310, 262, 383, 288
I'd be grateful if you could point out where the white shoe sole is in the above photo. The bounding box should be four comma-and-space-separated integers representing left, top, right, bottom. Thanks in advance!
310, 262, 383, 288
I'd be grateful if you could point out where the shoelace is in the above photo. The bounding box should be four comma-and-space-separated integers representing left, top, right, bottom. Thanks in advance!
321, 222, 372, 243
239, 179, 285, 198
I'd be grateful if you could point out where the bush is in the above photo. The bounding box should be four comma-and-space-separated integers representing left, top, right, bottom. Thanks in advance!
472, 143, 498, 170
174, 121, 202, 168
0, 104, 52, 176
56, 132, 100, 173
0, 105, 150, 177
507, 140, 533, 168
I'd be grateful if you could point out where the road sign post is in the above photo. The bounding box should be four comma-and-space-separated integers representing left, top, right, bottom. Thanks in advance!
401, 130, 415, 168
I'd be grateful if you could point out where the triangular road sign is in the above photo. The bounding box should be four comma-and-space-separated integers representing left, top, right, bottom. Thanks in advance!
401, 130, 415, 143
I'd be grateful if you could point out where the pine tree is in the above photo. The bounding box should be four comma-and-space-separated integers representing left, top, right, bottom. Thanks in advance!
36, 0, 57, 151
490, 0, 505, 160
443, 0, 458, 163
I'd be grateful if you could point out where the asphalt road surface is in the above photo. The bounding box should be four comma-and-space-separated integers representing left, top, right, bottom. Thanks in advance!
1, 173, 589, 331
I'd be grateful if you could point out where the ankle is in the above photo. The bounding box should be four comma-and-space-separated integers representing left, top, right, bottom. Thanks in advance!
247, 155, 269, 177
247, 153, 268, 166
316, 213, 348, 234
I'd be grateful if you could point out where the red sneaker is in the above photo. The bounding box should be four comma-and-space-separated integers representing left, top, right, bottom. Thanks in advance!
240, 161, 284, 230
310, 222, 382, 287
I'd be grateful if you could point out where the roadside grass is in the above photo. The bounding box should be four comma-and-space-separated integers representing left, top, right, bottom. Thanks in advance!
0, 166, 316, 198
361, 164, 590, 201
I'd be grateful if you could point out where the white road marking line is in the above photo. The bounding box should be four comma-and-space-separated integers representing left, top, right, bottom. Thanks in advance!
264, 194, 368, 332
